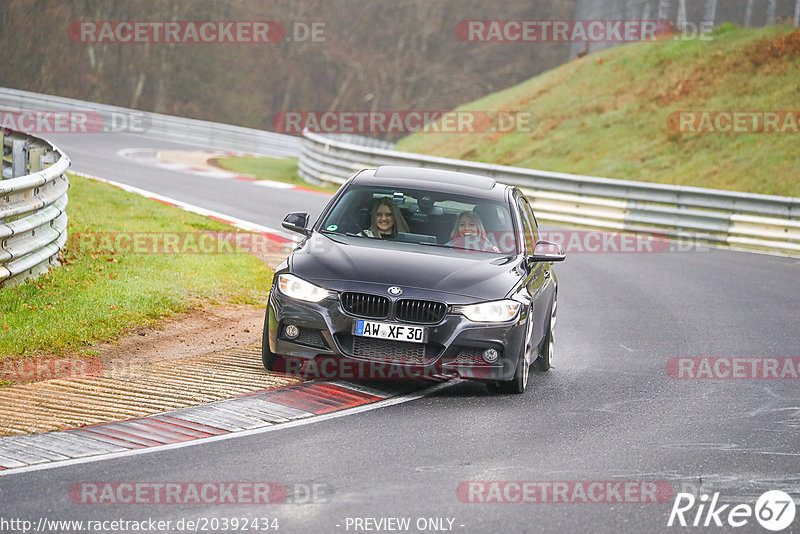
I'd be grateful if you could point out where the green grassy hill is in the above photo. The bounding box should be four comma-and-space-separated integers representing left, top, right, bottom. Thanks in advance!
396, 26, 800, 197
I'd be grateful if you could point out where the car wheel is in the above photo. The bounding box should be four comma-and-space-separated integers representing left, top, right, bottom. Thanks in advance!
498, 345, 530, 394
534, 296, 556, 372
494, 307, 534, 394
261, 308, 282, 371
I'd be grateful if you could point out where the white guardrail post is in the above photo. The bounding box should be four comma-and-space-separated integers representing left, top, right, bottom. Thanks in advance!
298, 130, 800, 254
0, 129, 70, 287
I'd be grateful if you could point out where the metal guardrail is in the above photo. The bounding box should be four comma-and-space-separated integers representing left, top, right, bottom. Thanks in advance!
298, 131, 800, 254
0, 129, 70, 287
0, 87, 302, 158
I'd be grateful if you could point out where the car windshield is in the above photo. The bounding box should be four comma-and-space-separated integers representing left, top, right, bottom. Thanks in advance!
318, 186, 518, 254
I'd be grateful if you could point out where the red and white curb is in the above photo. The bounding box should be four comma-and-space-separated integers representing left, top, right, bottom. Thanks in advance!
116, 148, 327, 194
0, 379, 450, 474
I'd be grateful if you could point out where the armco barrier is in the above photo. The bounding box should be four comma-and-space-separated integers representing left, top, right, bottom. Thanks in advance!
0, 129, 70, 287
0, 87, 302, 158
298, 131, 800, 254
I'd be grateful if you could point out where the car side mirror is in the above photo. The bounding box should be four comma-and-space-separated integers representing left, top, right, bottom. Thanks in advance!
282, 211, 311, 236
529, 240, 566, 262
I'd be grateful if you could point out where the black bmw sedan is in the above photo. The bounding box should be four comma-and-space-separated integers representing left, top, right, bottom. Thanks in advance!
262, 165, 564, 393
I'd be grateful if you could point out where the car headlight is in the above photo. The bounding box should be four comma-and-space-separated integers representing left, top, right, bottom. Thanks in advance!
277, 274, 330, 303
459, 299, 521, 322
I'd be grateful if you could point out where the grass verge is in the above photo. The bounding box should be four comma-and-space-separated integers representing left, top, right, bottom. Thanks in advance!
396, 26, 800, 197
213, 155, 339, 194
0, 174, 273, 365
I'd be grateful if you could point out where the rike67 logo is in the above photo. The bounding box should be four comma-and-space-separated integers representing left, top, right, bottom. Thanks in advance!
668, 490, 796, 531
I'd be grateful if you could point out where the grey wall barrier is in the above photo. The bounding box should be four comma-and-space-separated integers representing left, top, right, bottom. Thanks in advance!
0, 87, 302, 158
298, 130, 800, 254
1, 129, 70, 287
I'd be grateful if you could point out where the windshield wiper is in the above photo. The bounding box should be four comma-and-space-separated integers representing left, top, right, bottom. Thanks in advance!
417, 241, 509, 254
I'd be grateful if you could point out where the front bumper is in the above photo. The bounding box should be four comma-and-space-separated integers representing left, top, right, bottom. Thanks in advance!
267, 291, 527, 382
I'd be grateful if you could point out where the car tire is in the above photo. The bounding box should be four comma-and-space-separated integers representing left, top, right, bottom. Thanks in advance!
496, 348, 529, 394
261, 309, 282, 371
534, 297, 556, 372
261, 331, 278, 371
493, 307, 534, 394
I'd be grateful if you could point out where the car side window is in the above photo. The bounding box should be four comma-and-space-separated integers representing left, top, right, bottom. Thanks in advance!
516, 197, 536, 255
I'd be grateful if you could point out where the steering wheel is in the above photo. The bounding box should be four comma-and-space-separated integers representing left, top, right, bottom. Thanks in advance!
336, 210, 366, 235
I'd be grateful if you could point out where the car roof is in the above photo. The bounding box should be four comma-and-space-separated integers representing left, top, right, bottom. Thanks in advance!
351, 166, 510, 200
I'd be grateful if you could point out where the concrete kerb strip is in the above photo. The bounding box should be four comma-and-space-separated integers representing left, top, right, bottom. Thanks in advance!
0, 379, 454, 475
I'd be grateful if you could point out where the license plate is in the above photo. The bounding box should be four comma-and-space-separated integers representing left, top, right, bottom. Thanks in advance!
354, 320, 426, 344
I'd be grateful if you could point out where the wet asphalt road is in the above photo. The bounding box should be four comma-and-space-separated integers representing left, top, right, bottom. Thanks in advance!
1, 130, 798, 534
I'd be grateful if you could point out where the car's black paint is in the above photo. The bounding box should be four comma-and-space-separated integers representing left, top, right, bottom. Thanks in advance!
263, 166, 564, 393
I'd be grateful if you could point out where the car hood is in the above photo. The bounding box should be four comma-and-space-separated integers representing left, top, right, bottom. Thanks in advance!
288, 233, 522, 301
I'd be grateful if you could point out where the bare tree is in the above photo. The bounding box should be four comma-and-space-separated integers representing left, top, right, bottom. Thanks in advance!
767, 0, 777, 25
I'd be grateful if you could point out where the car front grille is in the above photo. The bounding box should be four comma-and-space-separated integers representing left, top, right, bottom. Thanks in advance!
353, 337, 426, 361
336, 335, 441, 364
340, 293, 447, 324
395, 299, 447, 324
442, 347, 502, 367
294, 328, 328, 349
444, 350, 484, 366
341, 292, 390, 319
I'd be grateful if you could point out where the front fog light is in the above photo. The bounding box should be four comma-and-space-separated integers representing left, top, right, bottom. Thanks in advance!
284, 324, 300, 339
482, 348, 499, 363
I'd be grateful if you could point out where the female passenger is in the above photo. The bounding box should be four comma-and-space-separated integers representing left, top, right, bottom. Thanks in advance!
361, 197, 409, 239
448, 211, 499, 252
